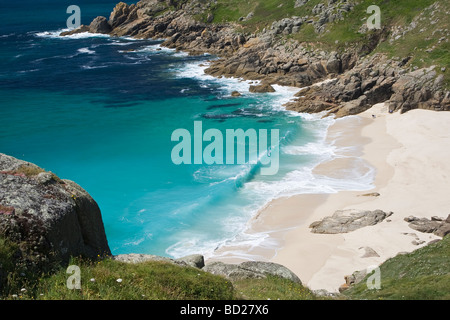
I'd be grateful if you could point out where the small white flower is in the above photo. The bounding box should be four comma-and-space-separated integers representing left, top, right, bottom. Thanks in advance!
20, 288, 26, 292
12, 294, 18, 298
90, 278, 95, 282
116, 278, 123, 283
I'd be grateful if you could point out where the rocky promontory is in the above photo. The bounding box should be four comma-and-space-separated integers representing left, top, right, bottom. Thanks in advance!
0, 154, 111, 275
61, 0, 449, 117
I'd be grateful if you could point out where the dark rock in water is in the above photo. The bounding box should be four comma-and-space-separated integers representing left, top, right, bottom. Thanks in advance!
60, 25, 90, 36
249, 83, 276, 93
89, 16, 112, 34
104, 102, 140, 108
231, 91, 241, 97
309, 209, 393, 234
231, 108, 263, 118
201, 113, 238, 120
0, 153, 111, 271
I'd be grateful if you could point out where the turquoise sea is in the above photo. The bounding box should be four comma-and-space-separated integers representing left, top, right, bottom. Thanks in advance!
0, 1, 374, 259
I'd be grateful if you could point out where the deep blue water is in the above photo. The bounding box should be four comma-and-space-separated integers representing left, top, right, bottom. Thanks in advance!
0, 1, 373, 259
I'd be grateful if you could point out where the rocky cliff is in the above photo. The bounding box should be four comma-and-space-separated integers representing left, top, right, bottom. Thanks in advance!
62, 0, 450, 117
0, 153, 111, 275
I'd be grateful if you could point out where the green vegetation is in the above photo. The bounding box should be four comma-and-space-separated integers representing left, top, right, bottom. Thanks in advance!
344, 235, 450, 300
30, 258, 236, 300
210, 0, 299, 30
1, 235, 449, 300
0, 253, 317, 300
232, 275, 317, 300
6, 164, 45, 177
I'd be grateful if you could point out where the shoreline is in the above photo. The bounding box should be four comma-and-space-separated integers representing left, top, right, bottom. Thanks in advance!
208, 103, 450, 292
51, 24, 449, 292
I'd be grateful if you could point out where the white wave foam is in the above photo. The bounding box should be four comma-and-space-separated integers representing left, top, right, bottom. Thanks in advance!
173, 61, 304, 113
282, 142, 337, 156
174, 60, 259, 97
106, 41, 134, 46
17, 69, 40, 74
0, 33, 16, 38
269, 84, 302, 111
77, 47, 95, 55
174, 61, 215, 80
35, 29, 110, 40
81, 64, 108, 70
134, 43, 183, 55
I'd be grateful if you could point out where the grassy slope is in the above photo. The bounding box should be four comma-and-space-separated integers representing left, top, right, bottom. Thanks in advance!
0, 244, 316, 300
344, 235, 450, 300
2, 236, 448, 300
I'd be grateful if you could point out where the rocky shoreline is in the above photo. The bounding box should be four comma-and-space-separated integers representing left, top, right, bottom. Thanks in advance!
62, 0, 450, 117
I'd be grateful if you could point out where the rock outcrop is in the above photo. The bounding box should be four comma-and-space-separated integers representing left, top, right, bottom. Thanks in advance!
405, 215, 450, 238
0, 153, 111, 272
203, 261, 302, 284
89, 16, 112, 34
249, 83, 276, 93
114, 253, 301, 283
309, 209, 393, 234
114, 253, 205, 268
285, 54, 449, 117
338, 269, 368, 292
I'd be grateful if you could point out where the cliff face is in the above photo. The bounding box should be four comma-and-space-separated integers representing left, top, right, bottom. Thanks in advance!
0, 154, 111, 272
62, 0, 450, 117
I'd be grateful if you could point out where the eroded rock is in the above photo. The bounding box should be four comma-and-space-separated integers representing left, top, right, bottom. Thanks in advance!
405, 215, 450, 237
309, 209, 393, 234
0, 153, 111, 271
203, 261, 301, 284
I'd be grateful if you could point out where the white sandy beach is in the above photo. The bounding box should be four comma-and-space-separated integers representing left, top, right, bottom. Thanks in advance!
210, 103, 450, 293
